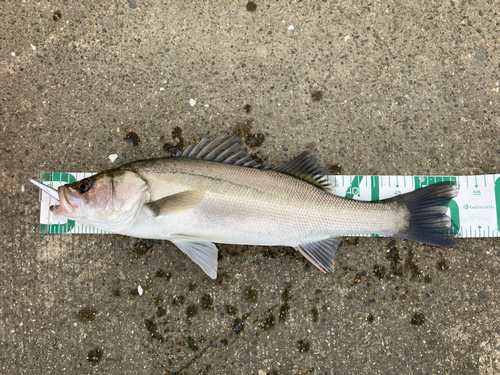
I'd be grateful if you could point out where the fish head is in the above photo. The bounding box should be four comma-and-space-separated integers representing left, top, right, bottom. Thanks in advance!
51, 169, 148, 229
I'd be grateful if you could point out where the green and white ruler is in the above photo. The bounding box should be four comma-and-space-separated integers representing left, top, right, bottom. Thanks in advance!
37, 172, 500, 238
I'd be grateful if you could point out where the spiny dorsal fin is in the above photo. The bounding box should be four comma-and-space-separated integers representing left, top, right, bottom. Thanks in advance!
146, 190, 206, 216
180, 131, 261, 168
274, 151, 332, 189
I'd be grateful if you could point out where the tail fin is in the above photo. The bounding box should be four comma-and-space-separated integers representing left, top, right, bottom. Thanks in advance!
385, 181, 459, 246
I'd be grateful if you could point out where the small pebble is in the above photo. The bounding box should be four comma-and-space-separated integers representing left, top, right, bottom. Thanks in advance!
189, 99, 196, 106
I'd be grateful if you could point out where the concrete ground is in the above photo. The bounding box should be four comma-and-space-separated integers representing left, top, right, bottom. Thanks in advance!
1, 1, 499, 374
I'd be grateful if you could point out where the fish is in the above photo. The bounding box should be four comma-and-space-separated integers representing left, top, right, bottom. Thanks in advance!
31, 131, 459, 279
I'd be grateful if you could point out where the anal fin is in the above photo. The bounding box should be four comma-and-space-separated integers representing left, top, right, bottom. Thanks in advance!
294, 237, 342, 273
170, 239, 218, 279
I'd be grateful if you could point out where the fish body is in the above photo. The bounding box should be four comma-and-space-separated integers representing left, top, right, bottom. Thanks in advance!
38, 131, 459, 278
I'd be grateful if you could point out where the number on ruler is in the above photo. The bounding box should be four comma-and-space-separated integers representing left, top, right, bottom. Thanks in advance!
473, 190, 481, 196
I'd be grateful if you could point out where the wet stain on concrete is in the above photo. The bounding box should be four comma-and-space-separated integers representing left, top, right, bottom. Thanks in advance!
172, 296, 186, 306
246, 2, 257, 12
329, 164, 342, 175
53, 11, 62, 21
232, 315, 248, 334
200, 294, 213, 310
278, 287, 291, 322
311, 90, 323, 102
243, 286, 258, 301
187, 335, 199, 351
153, 294, 164, 305
436, 253, 449, 271
77, 307, 97, 324
156, 306, 167, 317
410, 312, 425, 325
386, 240, 403, 277
260, 313, 275, 331
186, 304, 198, 322
225, 304, 237, 316
144, 319, 164, 342
297, 339, 310, 352
403, 246, 421, 280
133, 238, 157, 255
311, 307, 319, 322
163, 126, 185, 155
155, 269, 172, 282
233, 120, 266, 149
373, 264, 386, 281
125, 131, 140, 147
87, 348, 102, 366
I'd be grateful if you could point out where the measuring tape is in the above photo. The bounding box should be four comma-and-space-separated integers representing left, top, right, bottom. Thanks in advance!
37, 172, 500, 238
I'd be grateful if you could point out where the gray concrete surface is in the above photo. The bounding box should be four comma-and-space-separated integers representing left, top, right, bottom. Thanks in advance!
1, 0, 499, 374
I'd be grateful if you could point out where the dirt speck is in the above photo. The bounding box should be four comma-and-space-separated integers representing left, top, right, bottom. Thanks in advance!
410, 312, 425, 325
233, 315, 248, 333
329, 164, 342, 175
53, 11, 62, 21
153, 294, 164, 305
297, 339, 310, 352
200, 294, 213, 310
366, 314, 375, 323
187, 335, 199, 351
133, 239, 156, 255
260, 313, 275, 331
144, 319, 164, 342
125, 131, 140, 147
87, 348, 102, 366
278, 287, 291, 322
243, 286, 258, 301
186, 304, 198, 322
156, 306, 166, 317
436, 253, 449, 271
404, 246, 421, 280
77, 307, 97, 324
233, 120, 266, 149
311, 90, 323, 102
243, 104, 252, 113
155, 269, 172, 282
311, 307, 318, 322
386, 240, 402, 277
225, 304, 238, 316
373, 264, 386, 281
246, 2, 257, 12
172, 296, 186, 306
189, 282, 198, 291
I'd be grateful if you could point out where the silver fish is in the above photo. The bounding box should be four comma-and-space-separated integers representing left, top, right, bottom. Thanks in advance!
31, 131, 459, 279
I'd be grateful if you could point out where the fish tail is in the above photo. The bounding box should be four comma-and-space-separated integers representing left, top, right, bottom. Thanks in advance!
385, 181, 459, 246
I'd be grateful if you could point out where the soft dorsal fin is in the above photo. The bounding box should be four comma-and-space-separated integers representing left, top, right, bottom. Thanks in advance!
146, 190, 206, 216
179, 131, 261, 168
274, 151, 332, 189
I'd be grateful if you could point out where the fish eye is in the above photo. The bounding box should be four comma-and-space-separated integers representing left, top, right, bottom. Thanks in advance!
77, 179, 92, 194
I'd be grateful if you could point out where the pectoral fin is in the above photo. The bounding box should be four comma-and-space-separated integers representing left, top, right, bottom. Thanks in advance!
294, 237, 342, 273
146, 190, 205, 216
171, 239, 218, 279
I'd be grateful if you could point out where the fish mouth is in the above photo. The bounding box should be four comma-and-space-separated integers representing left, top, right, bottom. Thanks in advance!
50, 186, 76, 216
